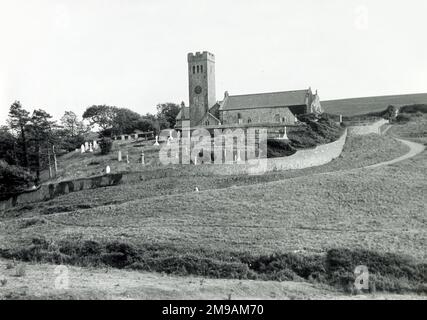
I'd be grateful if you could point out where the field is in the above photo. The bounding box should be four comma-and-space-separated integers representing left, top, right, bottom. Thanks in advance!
322, 93, 427, 116
1, 117, 426, 299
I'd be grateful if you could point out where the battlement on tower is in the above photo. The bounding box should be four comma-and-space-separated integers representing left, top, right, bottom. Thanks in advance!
187, 51, 215, 62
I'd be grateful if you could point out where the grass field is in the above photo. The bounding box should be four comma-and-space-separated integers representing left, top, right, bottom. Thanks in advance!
1, 117, 426, 298
322, 93, 427, 116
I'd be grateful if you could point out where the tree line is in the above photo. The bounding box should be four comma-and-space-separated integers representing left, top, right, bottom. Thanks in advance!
0, 101, 180, 200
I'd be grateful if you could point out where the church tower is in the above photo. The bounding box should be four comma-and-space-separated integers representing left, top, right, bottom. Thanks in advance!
188, 51, 216, 127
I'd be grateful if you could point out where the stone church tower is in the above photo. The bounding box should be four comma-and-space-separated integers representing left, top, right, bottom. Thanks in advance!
187, 51, 216, 126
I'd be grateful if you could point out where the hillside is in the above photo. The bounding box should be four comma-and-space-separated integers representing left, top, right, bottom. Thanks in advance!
322, 93, 427, 116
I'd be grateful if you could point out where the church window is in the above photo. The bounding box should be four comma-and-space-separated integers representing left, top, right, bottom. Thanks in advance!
201, 65, 203, 73
247, 118, 252, 123
193, 66, 195, 74
197, 65, 200, 73
274, 114, 280, 122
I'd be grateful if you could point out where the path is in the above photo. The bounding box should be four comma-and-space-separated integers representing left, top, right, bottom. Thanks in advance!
363, 137, 425, 169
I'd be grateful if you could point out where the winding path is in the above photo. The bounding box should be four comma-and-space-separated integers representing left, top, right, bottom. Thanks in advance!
363, 137, 425, 169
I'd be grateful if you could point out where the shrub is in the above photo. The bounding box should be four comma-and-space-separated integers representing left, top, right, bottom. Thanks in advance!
395, 114, 411, 123
0, 160, 35, 201
399, 104, 427, 114
99, 138, 113, 155
267, 139, 297, 158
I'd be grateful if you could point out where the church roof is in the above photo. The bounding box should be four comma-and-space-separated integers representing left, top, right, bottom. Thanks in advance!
220, 89, 311, 111
176, 106, 190, 120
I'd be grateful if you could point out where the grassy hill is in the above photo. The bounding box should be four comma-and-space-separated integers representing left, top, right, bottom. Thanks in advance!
1, 116, 426, 298
322, 93, 427, 116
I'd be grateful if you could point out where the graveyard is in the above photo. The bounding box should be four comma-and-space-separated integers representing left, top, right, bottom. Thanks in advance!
1, 111, 426, 299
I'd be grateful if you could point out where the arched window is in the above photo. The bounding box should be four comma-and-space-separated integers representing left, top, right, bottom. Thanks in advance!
274, 114, 280, 122
201, 65, 203, 73
237, 113, 242, 124
192, 66, 195, 74
197, 65, 200, 73
247, 118, 252, 123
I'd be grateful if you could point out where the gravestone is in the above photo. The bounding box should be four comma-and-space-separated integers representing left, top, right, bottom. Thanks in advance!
118, 150, 122, 162
126, 154, 130, 164
154, 136, 159, 146
169, 130, 174, 141
85, 142, 89, 151
106, 166, 111, 174
81, 145, 85, 153
279, 126, 289, 140
141, 150, 145, 165
89, 143, 93, 153
93, 140, 98, 150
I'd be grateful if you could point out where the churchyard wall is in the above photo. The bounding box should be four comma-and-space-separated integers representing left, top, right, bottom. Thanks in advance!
346, 118, 389, 135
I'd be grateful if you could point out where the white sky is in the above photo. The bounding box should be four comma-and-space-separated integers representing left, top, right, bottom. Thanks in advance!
0, 0, 426, 124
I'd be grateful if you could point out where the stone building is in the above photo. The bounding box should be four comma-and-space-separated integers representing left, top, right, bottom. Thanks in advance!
175, 51, 322, 128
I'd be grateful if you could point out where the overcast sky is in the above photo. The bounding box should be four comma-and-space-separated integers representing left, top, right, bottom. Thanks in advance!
0, 0, 426, 124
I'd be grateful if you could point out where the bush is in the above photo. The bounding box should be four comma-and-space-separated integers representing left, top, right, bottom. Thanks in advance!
395, 114, 411, 123
99, 138, 113, 155
0, 160, 35, 201
399, 104, 427, 114
267, 139, 297, 158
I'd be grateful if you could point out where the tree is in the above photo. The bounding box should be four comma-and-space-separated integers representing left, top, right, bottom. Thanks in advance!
0, 126, 17, 165
60, 111, 87, 137
111, 108, 142, 136
28, 109, 57, 181
156, 103, 180, 128
59, 111, 88, 151
82, 105, 117, 132
8, 101, 30, 167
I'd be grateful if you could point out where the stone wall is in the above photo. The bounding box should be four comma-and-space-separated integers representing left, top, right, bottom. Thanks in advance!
346, 119, 389, 136
194, 129, 348, 175
0, 173, 124, 211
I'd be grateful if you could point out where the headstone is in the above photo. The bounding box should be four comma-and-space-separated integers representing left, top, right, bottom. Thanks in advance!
121, 135, 125, 141
126, 154, 129, 164
106, 166, 111, 174
169, 130, 174, 140
339, 114, 343, 123
81, 145, 85, 153
141, 151, 145, 165
134, 134, 138, 140
154, 135, 159, 146
85, 142, 89, 151
194, 156, 198, 165
118, 150, 122, 162
93, 140, 98, 150
280, 126, 289, 140
89, 143, 93, 153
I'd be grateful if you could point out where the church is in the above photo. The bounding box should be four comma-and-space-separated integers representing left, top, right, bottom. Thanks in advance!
175, 51, 322, 129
